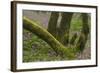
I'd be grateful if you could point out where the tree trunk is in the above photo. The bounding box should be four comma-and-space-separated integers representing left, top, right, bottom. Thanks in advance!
69, 33, 78, 45
76, 13, 89, 52
58, 12, 73, 45
23, 17, 75, 59
47, 12, 59, 37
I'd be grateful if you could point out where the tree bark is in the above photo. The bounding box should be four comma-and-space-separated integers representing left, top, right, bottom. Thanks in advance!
47, 12, 59, 37
69, 33, 77, 45
58, 12, 73, 45
76, 13, 89, 52
23, 17, 75, 59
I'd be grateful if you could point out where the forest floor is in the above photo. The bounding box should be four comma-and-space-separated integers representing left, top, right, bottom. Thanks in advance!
23, 29, 91, 62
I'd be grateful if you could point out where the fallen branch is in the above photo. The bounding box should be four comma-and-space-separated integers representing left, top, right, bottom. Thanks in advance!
23, 17, 75, 59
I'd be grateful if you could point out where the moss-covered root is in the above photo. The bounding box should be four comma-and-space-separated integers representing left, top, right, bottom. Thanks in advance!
23, 17, 75, 60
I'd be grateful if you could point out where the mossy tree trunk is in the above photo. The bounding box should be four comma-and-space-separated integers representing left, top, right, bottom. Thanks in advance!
76, 13, 90, 52
47, 12, 73, 46
58, 12, 73, 45
23, 17, 75, 59
47, 12, 59, 37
